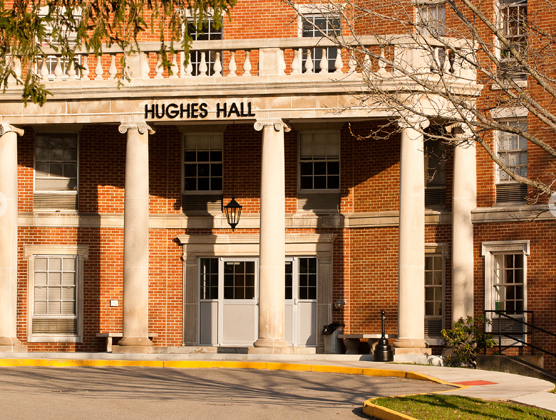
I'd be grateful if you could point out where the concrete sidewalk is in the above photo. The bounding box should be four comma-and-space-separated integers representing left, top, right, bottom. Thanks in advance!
1, 352, 555, 413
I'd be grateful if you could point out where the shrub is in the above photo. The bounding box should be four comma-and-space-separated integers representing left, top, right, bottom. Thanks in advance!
441, 316, 495, 367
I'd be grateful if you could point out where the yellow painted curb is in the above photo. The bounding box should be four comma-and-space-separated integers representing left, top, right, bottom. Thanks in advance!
363, 398, 418, 420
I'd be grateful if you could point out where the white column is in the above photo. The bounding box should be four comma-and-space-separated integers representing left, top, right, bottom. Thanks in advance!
0, 124, 25, 351
451, 125, 476, 323
251, 119, 291, 353
394, 117, 429, 352
118, 122, 154, 347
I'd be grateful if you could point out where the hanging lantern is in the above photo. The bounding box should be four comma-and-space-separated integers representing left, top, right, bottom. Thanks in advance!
224, 195, 242, 231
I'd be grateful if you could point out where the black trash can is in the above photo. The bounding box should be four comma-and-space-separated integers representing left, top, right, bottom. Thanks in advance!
322, 323, 344, 354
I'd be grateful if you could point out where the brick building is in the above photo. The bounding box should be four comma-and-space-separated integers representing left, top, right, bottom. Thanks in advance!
0, 0, 554, 371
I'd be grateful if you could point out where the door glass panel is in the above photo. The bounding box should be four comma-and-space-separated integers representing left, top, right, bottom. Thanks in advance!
298, 257, 317, 300
224, 261, 255, 299
199, 258, 219, 299
285, 261, 293, 299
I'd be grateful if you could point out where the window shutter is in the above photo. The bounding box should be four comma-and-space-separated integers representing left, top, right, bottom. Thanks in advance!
34, 193, 78, 210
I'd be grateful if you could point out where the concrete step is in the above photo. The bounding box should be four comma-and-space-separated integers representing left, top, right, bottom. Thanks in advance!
476, 355, 556, 383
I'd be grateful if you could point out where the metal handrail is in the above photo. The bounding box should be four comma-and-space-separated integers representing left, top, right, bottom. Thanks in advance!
483, 310, 556, 358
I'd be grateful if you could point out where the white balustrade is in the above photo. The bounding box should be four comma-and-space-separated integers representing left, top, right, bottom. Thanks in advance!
30, 37, 473, 84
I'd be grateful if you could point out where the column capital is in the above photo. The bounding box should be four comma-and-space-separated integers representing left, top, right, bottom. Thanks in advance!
446, 122, 473, 139
118, 122, 155, 135
254, 119, 291, 133
0, 124, 24, 137
397, 115, 429, 131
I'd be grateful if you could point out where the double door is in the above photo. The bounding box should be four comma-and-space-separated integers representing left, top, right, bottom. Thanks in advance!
198, 257, 317, 347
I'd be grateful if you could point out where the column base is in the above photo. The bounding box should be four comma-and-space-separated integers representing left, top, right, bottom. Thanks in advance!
0, 345, 28, 353
118, 337, 153, 347
393, 338, 428, 350
112, 345, 155, 354
248, 346, 294, 355
253, 337, 290, 348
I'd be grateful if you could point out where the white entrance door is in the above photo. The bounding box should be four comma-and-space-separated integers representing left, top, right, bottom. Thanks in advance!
285, 257, 318, 347
199, 258, 258, 346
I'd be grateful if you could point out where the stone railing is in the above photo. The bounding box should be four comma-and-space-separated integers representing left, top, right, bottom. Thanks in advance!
10, 36, 476, 83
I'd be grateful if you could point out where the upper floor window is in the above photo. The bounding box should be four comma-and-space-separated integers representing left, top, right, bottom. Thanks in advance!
301, 14, 341, 73
34, 133, 78, 211
424, 139, 447, 207
416, 3, 446, 37
496, 119, 527, 203
499, 0, 527, 79
183, 133, 223, 193
187, 19, 223, 76
299, 132, 340, 191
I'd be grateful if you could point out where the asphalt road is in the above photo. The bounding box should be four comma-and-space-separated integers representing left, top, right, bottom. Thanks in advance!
0, 367, 454, 419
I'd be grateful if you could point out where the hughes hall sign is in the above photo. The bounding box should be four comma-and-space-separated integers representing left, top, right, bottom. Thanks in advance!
144, 102, 256, 120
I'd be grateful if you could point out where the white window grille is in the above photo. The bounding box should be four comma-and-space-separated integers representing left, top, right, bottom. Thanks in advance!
187, 19, 223, 76
299, 132, 340, 191
301, 14, 341, 73
183, 133, 223, 193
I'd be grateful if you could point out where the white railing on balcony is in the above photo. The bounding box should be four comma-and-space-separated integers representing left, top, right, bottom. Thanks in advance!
11, 36, 476, 83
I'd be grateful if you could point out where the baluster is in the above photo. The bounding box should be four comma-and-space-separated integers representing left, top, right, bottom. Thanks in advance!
279, 49, 286, 75
180, 52, 186, 78
185, 53, 193, 77
109, 54, 117, 79
363, 53, 372, 73
291, 49, 300, 75
228, 51, 237, 76
445, 49, 454, 74
348, 52, 357, 73
305, 49, 314, 74
334, 49, 343, 74
40, 56, 49, 79
213, 52, 222, 77
13, 56, 22, 80
155, 53, 164, 79
54, 56, 63, 79
67, 58, 76, 79
242, 50, 252, 76
142, 52, 151, 79
95, 55, 104, 80
198, 52, 208, 76
81, 55, 90, 80
378, 47, 388, 75
319, 48, 328, 73
170, 53, 179, 78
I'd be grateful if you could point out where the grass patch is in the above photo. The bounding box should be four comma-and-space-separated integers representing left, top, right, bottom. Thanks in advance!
372, 394, 556, 419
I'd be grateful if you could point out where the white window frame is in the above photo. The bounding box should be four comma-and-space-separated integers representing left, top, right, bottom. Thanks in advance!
415, 1, 447, 37
34, 132, 80, 211
298, 12, 341, 73
482, 240, 529, 346
186, 17, 223, 76
495, 117, 527, 184
182, 132, 224, 195
24, 244, 88, 343
298, 131, 341, 193
425, 243, 447, 345
496, 0, 528, 82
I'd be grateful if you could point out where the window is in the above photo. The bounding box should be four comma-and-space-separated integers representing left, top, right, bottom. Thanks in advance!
38, 7, 82, 79
302, 14, 340, 73
299, 132, 340, 191
183, 133, 223, 193
187, 19, 223, 76
482, 240, 529, 344
499, 0, 527, 79
424, 139, 447, 207
34, 133, 78, 211
496, 119, 527, 203
416, 3, 446, 37
25, 245, 88, 343
425, 250, 445, 340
